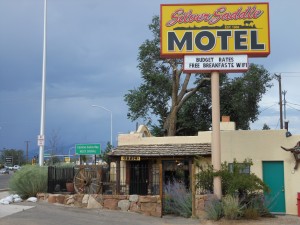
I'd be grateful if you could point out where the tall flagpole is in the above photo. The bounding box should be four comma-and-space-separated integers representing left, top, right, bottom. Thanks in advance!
39, 0, 47, 166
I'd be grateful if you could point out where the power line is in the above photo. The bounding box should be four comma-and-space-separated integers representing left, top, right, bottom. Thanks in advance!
273, 72, 300, 78
286, 104, 300, 112
259, 103, 278, 113
287, 101, 300, 107
273, 72, 300, 74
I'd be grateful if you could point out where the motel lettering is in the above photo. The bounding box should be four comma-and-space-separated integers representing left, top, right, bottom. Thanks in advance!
168, 30, 265, 52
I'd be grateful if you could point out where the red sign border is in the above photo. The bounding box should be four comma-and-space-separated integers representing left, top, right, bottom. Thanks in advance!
160, 2, 270, 58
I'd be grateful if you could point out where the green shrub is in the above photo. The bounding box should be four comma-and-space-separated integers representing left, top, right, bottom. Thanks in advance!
222, 195, 243, 220
195, 159, 214, 194
205, 196, 223, 221
243, 207, 260, 220
195, 158, 269, 198
164, 181, 192, 218
9, 165, 48, 198
243, 193, 273, 218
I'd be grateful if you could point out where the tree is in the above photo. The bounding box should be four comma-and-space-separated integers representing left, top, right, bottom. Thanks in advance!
47, 129, 64, 165
125, 16, 273, 136
1, 149, 25, 165
175, 64, 273, 134
125, 15, 210, 136
262, 123, 271, 130
100, 142, 113, 164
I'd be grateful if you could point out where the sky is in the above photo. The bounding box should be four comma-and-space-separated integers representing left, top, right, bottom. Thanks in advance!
0, 0, 300, 156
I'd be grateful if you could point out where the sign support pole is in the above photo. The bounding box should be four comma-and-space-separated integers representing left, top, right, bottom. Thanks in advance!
211, 71, 222, 199
39, 0, 47, 166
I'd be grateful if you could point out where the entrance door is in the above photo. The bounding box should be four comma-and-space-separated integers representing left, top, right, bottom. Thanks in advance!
262, 161, 286, 213
129, 161, 148, 195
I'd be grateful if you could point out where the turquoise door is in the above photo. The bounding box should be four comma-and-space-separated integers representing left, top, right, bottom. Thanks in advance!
262, 161, 286, 213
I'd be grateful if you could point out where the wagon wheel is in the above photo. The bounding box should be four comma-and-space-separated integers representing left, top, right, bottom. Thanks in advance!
73, 166, 102, 194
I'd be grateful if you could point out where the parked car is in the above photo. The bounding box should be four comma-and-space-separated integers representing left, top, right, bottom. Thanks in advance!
0, 168, 9, 174
9, 165, 21, 170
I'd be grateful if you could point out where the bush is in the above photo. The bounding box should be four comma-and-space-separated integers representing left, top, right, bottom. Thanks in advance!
164, 180, 192, 218
243, 193, 273, 218
9, 165, 47, 198
195, 158, 214, 194
222, 195, 243, 220
205, 196, 223, 221
243, 207, 260, 220
195, 158, 269, 198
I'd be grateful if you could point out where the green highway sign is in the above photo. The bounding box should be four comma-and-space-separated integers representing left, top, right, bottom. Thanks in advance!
75, 143, 101, 155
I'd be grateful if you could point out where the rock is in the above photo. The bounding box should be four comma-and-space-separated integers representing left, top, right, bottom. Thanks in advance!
66, 195, 74, 205
87, 196, 102, 209
140, 202, 157, 212
66, 198, 75, 205
118, 200, 130, 211
129, 202, 140, 212
36, 193, 48, 201
26, 197, 37, 202
56, 195, 65, 204
82, 194, 89, 204
103, 198, 118, 210
139, 196, 157, 203
48, 194, 57, 203
129, 195, 139, 202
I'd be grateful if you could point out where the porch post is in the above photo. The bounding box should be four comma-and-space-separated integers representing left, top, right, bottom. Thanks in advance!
159, 159, 163, 218
116, 160, 120, 194
189, 158, 196, 217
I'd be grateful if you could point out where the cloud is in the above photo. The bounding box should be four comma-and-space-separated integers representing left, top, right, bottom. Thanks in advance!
1, 0, 300, 151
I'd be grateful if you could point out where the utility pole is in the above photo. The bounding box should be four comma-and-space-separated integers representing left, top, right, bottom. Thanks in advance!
275, 74, 283, 129
25, 141, 30, 164
282, 90, 287, 120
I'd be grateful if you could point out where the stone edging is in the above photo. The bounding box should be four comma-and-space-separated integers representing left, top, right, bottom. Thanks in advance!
37, 193, 162, 217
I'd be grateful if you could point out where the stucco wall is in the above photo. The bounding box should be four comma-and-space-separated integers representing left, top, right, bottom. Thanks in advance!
116, 125, 300, 215
118, 131, 211, 146
221, 129, 300, 215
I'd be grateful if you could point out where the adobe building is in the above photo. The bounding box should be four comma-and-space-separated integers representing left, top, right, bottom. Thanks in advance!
110, 118, 300, 216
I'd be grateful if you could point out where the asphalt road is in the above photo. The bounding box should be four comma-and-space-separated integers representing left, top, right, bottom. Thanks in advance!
0, 201, 200, 225
0, 172, 12, 190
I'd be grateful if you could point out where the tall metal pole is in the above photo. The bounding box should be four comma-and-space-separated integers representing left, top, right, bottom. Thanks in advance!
39, 0, 47, 166
211, 71, 222, 199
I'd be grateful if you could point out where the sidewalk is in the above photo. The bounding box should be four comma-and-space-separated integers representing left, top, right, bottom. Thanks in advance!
0, 191, 35, 219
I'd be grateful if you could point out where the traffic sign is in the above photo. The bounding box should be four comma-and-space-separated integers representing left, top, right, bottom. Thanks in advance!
5, 156, 13, 164
37, 135, 45, 146
75, 144, 101, 155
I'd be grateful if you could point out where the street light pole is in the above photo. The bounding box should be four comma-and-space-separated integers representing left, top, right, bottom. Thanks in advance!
38, 0, 47, 166
92, 105, 113, 146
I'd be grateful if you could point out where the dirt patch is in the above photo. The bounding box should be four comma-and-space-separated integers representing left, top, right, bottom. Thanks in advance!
200, 215, 300, 225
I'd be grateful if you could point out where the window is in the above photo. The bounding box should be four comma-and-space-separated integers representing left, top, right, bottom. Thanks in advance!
228, 163, 250, 174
